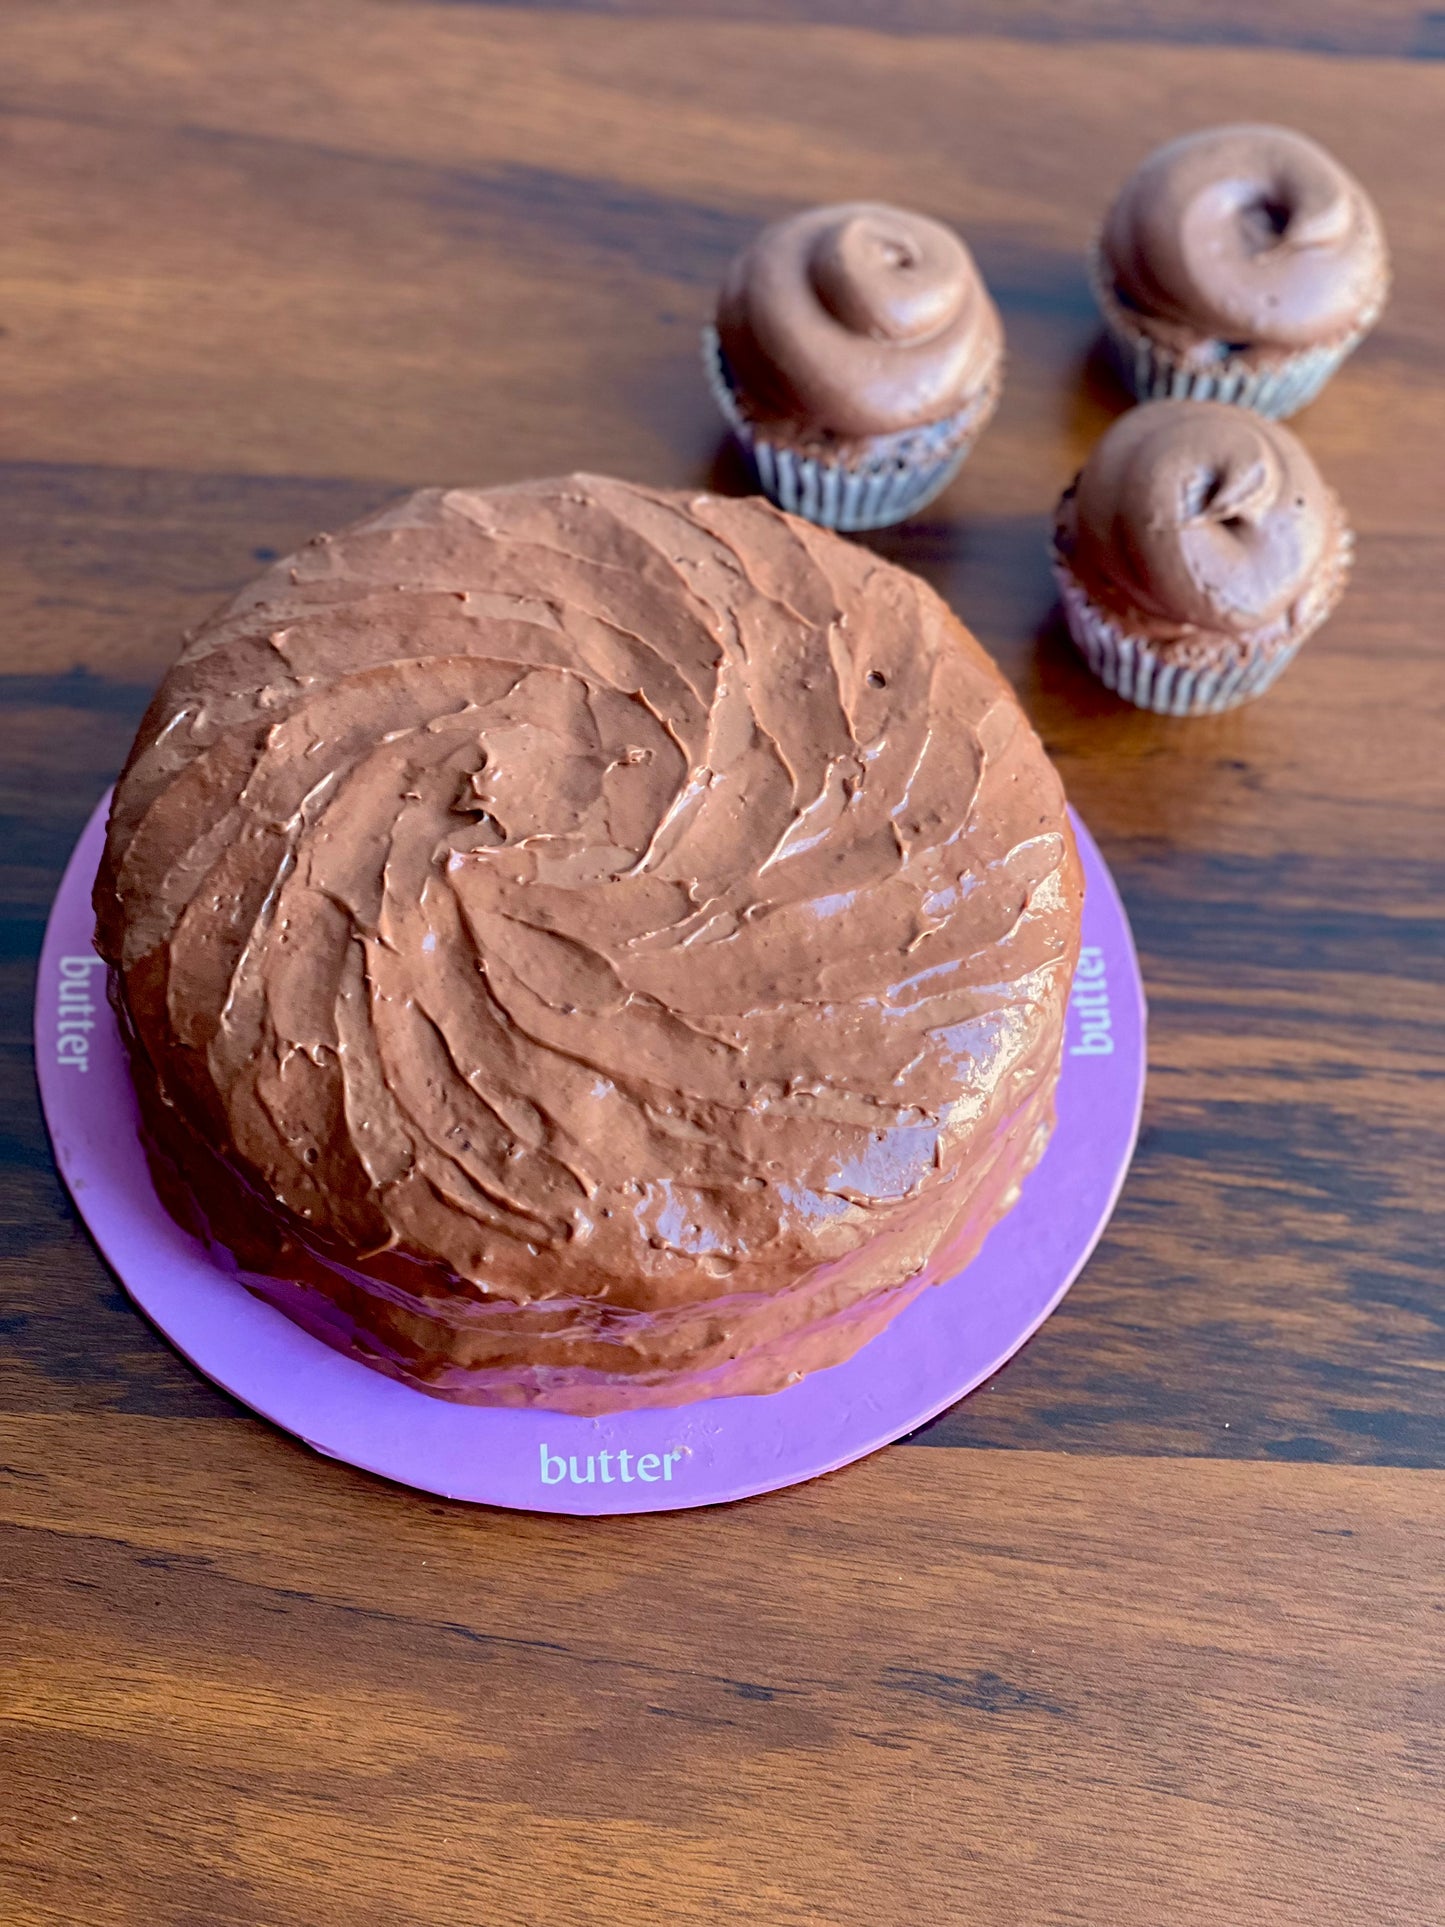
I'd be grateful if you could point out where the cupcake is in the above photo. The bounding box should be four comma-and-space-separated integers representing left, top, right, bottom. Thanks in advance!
706, 202, 1004, 530
1050, 400, 1351, 715
1093, 124, 1389, 418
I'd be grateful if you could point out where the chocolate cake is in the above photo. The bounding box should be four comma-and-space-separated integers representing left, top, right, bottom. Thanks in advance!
95, 477, 1083, 1411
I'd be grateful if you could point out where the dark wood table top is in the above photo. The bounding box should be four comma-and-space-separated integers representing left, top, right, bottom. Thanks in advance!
3, 6, 1441, 1924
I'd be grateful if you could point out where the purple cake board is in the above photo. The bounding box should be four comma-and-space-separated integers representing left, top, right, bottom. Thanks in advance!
36, 794, 1145, 1515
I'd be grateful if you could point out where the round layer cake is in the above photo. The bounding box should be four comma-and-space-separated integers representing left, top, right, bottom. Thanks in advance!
94, 477, 1083, 1411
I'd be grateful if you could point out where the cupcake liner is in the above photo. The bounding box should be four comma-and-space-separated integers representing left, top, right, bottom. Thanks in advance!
1088, 247, 1382, 421
1049, 531, 1353, 717
703, 327, 993, 531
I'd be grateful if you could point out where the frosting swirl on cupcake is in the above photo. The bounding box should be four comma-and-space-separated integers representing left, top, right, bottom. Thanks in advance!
1102, 125, 1387, 350
1060, 400, 1344, 637
716, 202, 1003, 438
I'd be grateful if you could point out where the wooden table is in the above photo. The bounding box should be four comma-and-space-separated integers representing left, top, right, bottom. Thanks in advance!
2, 6, 1441, 1923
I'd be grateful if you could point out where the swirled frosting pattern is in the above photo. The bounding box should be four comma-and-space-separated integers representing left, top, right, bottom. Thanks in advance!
96, 478, 1081, 1410
1056, 400, 1347, 641
716, 202, 1004, 440
1102, 124, 1388, 352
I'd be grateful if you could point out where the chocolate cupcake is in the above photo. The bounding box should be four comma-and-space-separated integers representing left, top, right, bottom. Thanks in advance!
1094, 125, 1389, 418
1051, 400, 1351, 715
706, 202, 1004, 530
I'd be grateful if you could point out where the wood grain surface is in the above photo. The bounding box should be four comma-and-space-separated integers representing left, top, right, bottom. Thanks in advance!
1, 5, 1441, 1924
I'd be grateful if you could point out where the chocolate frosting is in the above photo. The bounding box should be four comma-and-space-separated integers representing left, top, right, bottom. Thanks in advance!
1102, 124, 1388, 350
716, 202, 1004, 438
1056, 400, 1347, 642
95, 478, 1081, 1410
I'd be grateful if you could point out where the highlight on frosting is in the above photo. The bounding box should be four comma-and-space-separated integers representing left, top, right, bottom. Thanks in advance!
1102, 124, 1388, 350
1061, 400, 1343, 637
94, 477, 1082, 1412
716, 201, 1004, 437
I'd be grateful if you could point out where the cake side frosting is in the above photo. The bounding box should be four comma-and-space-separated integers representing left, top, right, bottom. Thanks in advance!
95, 477, 1082, 1409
